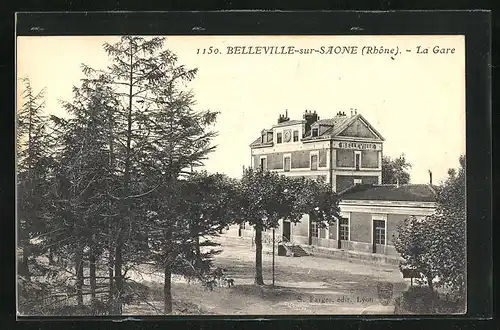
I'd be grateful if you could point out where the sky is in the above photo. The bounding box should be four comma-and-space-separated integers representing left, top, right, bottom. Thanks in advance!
17, 35, 465, 185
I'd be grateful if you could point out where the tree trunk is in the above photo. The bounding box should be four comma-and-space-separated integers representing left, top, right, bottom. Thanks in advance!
113, 235, 123, 315
164, 263, 172, 314
107, 240, 115, 314
75, 249, 84, 306
254, 225, 264, 285
164, 227, 173, 314
195, 235, 201, 268
427, 276, 434, 292
109, 35, 133, 317
89, 247, 97, 303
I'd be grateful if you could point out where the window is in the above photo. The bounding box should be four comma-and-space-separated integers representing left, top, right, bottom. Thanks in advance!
284, 156, 291, 172
311, 222, 319, 238
293, 130, 299, 142
354, 151, 361, 171
312, 128, 319, 137
339, 217, 349, 241
311, 154, 318, 170
267, 133, 273, 142
373, 220, 386, 245
261, 134, 265, 143
277, 133, 282, 144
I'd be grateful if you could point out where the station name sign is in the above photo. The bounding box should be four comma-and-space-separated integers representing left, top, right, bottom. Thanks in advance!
336, 141, 381, 150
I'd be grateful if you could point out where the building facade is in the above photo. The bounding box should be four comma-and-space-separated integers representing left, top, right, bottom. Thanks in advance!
227, 110, 437, 258
249, 109, 384, 192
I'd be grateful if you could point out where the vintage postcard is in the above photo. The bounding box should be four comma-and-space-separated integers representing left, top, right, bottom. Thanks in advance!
16, 34, 466, 316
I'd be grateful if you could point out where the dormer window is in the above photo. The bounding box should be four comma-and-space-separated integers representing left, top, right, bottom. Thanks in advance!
261, 134, 265, 143
312, 128, 319, 137
267, 132, 273, 142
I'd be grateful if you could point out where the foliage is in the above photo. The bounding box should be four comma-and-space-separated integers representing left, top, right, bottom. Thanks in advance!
292, 177, 340, 227
17, 36, 225, 316
394, 155, 466, 298
237, 168, 340, 285
17, 77, 62, 305
395, 286, 465, 314
382, 154, 412, 185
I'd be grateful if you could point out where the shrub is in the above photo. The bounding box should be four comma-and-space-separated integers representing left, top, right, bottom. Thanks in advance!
395, 286, 465, 314
399, 286, 438, 314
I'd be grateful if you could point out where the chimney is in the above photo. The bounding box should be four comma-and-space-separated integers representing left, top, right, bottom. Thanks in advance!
303, 109, 319, 135
355, 109, 358, 115
428, 170, 433, 185
278, 110, 290, 124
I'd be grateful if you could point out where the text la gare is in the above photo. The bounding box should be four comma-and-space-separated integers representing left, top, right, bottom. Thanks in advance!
416, 46, 456, 54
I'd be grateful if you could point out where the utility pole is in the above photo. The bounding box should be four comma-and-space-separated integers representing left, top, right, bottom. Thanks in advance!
272, 228, 275, 286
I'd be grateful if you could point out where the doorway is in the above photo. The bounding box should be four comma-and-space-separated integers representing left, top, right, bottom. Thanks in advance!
372, 220, 386, 253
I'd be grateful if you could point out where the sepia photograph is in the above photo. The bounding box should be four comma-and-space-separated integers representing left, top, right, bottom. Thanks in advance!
16, 34, 466, 316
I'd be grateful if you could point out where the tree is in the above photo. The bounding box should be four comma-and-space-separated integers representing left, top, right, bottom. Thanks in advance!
88, 36, 220, 314
382, 154, 412, 185
428, 155, 466, 296
177, 171, 240, 273
293, 177, 340, 228
17, 37, 224, 315
77, 36, 219, 314
17, 77, 56, 313
394, 155, 466, 298
144, 171, 239, 312
50, 78, 118, 308
17, 77, 53, 282
394, 216, 437, 290
237, 169, 340, 285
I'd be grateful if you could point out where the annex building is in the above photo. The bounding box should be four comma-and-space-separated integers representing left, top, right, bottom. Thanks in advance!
225, 109, 437, 257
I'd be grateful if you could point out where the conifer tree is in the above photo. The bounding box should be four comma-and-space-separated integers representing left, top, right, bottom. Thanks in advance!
79, 36, 220, 314
17, 77, 52, 282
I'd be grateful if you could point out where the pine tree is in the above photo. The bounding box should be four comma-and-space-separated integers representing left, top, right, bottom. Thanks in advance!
54, 77, 119, 309
137, 83, 219, 313
17, 77, 52, 283
78, 36, 220, 314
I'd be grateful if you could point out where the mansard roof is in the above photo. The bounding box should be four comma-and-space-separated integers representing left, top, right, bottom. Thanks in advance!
250, 111, 385, 148
303, 114, 385, 141
273, 119, 305, 127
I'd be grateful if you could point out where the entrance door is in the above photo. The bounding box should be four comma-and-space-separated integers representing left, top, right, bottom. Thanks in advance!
372, 220, 385, 253
282, 221, 291, 242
